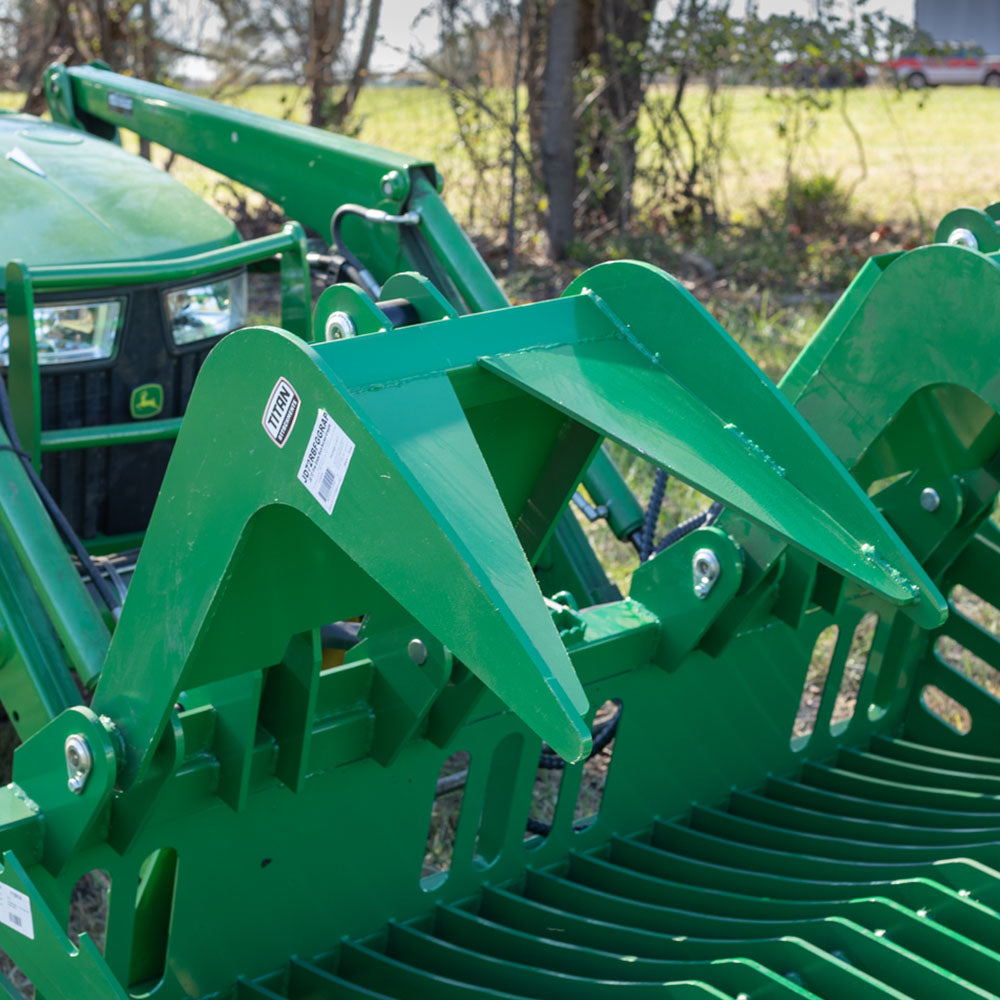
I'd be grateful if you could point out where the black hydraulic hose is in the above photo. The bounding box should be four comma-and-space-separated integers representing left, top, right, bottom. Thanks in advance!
526, 815, 557, 836
306, 250, 367, 291
330, 204, 421, 300
527, 700, 623, 835
652, 501, 724, 557
0, 375, 121, 617
319, 621, 361, 650
637, 468, 668, 561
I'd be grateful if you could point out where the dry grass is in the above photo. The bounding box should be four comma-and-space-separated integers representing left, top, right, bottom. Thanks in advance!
422, 750, 470, 879
925, 584, 1000, 732
789, 612, 881, 742
422, 702, 619, 879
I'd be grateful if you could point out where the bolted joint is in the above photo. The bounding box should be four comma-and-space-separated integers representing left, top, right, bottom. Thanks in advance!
947, 228, 979, 250
692, 548, 721, 599
325, 311, 357, 341
920, 487, 941, 512
380, 169, 409, 202
65, 734, 93, 794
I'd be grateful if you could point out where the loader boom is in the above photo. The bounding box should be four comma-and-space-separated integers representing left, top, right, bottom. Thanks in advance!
44, 64, 507, 315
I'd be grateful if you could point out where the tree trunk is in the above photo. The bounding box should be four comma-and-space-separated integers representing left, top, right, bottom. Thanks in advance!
587, 0, 656, 230
539, 0, 579, 260
307, 0, 347, 128
93, 0, 113, 65
526, 0, 654, 258
524, 0, 547, 166
18, 0, 78, 115
331, 0, 382, 125
138, 0, 156, 160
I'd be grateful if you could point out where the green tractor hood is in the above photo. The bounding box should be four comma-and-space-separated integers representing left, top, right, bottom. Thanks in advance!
0, 115, 238, 293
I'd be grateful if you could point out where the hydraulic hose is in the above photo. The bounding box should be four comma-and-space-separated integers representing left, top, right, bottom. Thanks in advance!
637, 468, 668, 560
0, 375, 122, 618
652, 501, 724, 556
330, 204, 421, 299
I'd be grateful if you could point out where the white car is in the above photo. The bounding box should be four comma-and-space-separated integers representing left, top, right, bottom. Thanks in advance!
888, 50, 1000, 88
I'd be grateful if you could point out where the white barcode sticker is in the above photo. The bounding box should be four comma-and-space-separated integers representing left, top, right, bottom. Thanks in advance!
297, 409, 355, 515
0, 885, 33, 939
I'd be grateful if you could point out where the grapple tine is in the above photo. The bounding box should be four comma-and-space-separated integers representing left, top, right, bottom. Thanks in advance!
480, 261, 945, 628
93, 327, 593, 789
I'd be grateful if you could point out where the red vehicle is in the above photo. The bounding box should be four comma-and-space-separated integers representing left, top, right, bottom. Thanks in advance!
888, 49, 1000, 88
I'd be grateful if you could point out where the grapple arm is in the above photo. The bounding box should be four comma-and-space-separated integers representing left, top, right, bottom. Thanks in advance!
93, 262, 944, 789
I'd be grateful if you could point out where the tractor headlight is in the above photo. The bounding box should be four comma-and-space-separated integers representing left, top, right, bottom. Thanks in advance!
165, 272, 248, 346
0, 299, 124, 366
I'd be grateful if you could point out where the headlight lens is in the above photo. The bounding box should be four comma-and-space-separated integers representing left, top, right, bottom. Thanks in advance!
0, 299, 124, 365
165, 272, 248, 345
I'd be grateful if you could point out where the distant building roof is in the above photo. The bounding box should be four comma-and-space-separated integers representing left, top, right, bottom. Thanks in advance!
916, 0, 1000, 50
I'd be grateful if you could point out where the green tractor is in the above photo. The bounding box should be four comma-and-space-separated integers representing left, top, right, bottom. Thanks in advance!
2, 99, 252, 543
3, 61, 1000, 1000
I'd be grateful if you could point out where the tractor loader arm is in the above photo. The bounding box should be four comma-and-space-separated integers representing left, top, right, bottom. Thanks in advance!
43, 63, 506, 314
38, 62, 655, 615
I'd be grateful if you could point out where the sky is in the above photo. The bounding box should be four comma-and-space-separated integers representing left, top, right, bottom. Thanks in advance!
169, 0, 919, 78
370, 0, 917, 72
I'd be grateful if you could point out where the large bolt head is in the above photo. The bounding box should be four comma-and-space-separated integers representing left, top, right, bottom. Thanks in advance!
380, 169, 408, 201
325, 311, 357, 340
947, 228, 978, 250
920, 487, 941, 512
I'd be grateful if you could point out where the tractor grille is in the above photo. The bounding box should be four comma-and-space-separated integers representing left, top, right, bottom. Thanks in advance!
37, 287, 218, 538
243, 732, 1000, 999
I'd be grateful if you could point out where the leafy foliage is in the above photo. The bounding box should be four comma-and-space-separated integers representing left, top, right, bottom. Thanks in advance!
419, 0, 918, 265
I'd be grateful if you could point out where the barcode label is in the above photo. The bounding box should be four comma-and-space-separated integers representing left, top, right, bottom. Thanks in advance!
0, 885, 33, 939
318, 469, 336, 503
297, 409, 355, 515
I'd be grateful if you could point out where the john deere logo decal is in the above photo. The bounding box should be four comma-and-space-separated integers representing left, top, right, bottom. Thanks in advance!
130, 383, 164, 420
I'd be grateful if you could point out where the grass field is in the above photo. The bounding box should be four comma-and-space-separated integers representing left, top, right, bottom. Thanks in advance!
6, 79, 999, 235
210, 81, 1000, 230
224, 81, 1000, 233
706, 84, 1000, 228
